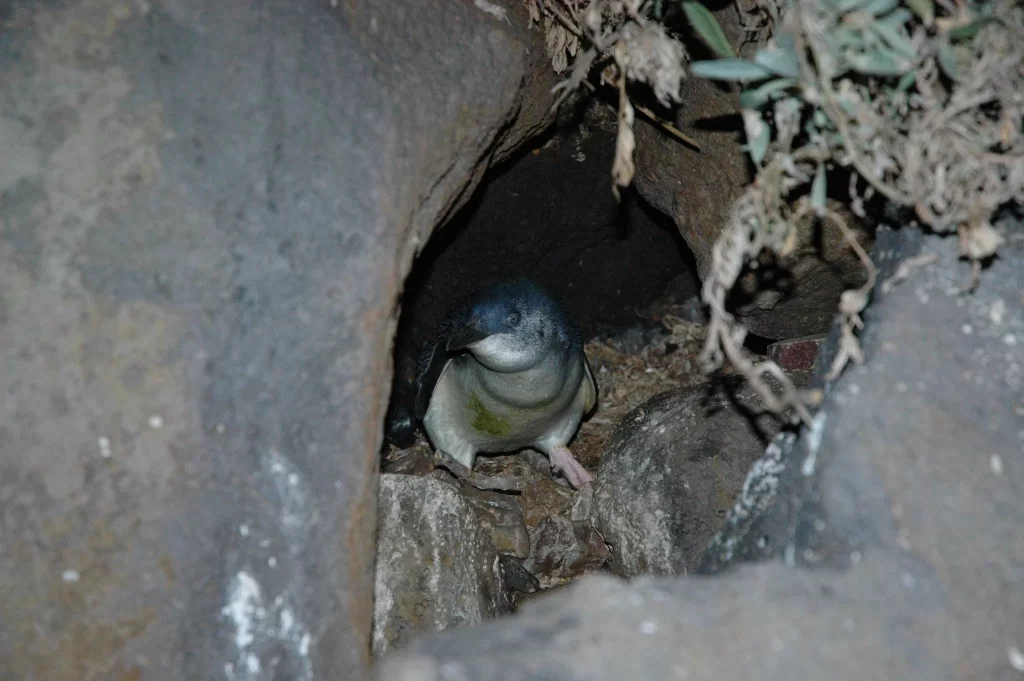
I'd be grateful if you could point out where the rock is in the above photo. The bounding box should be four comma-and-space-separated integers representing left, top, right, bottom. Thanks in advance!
498, 555, 542, 595
371, 218, 1024, 681
375, 557, 961, 681
767, 334, 828, 386
520, 475, 576, 528
696, 430, 795, 574
595, 384, 782, 578
382, 443, 437, 476
461, 486, 532, 559
767, 335, 827, 372
522, 515, 611, 589
700, 218, 1024, 676
373, 475, 512, 658
0, 0, 556, 677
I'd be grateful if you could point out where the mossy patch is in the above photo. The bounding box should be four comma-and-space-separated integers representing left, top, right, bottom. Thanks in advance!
468, 392, 511, 437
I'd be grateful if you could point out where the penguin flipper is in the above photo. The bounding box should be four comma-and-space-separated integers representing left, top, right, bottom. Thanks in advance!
414, 335, 451, 420
581, 353, 598, 416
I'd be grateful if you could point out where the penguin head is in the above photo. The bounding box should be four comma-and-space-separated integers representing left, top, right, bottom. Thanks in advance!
446, 278, 577, 373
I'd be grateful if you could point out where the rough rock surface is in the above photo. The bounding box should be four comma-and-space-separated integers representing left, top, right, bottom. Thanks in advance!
373, 216, 1024, 680
631, 6, 754, 282
0, 0, 555, 678
595, 384, 781, 577
461, 486, 531, 560
372, 475, 511, 658
521, 515, 610, 589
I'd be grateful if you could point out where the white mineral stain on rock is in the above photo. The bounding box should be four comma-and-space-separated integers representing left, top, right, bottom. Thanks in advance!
802, 412, 827, 477
220, 570, 314, 680
222, 571, 261, 649
1008, 645, 1024, 672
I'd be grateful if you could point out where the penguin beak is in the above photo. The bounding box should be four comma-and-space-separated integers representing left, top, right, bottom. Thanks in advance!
447, 321, 491, 351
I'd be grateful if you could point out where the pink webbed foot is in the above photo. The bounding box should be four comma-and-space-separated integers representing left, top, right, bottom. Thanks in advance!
548, 444, 595, 489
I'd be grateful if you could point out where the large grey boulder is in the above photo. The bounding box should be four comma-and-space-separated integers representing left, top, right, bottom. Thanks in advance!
595, 384, 780, 577
372, 475, 511, 658
0, 0, 555, 678
373, 218, 1024, 680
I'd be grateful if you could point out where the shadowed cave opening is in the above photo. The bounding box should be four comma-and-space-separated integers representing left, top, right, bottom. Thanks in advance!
382, 109, 704, 456
371, 103, 780, 658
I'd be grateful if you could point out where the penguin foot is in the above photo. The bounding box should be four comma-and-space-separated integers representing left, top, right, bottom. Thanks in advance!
549, 445, 594, 489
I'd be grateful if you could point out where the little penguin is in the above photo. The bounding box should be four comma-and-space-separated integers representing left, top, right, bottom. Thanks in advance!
414, 278, 598, 489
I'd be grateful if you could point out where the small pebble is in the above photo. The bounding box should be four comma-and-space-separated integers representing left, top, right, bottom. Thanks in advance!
991, 454, 1004, 475
98, 436, 112, 459
148, 415, 164, 430
1005, 334, 1017, 346
962, 324, 973, 335
639, 620, 657, 635
62, 569, 81, 583
239, 524, 250, 537
268, 556, 277, 568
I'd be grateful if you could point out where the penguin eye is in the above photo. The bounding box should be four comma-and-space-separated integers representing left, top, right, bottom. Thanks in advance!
506, 311, 521, 327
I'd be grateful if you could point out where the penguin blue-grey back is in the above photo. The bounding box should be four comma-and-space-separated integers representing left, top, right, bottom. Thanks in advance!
415, 278, 597, 488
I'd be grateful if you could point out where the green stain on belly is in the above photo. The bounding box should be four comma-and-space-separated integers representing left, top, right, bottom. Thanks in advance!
468, 392, 511, 437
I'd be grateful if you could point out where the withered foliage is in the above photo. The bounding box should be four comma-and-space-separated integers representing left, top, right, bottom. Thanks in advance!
528, 0, 1024, 425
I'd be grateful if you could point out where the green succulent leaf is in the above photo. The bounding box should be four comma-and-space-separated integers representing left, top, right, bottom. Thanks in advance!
831, 27, 860, 51
846, 49, 911, 76
743, 111, 771, 166
896, 70, 917, 92
947, 18, 992, 41
811, 164, 827, 213
739, 78, 796, 109
835, 0, 872, 13
862, 0, 899, 16
754, 43, 801, 78
681, 2, 736, 59
905, 0, 934, 24
871, 20, 917, 58
936, 39, 959, 80
880, 8, 913, 27
690, 58, 773, 81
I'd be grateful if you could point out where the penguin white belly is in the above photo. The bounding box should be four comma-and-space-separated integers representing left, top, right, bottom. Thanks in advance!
422, 358, 582, 469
